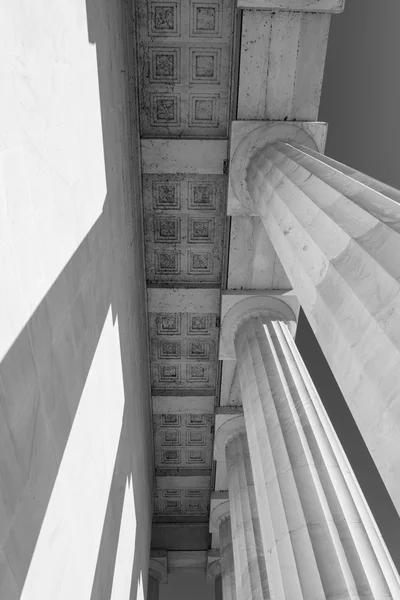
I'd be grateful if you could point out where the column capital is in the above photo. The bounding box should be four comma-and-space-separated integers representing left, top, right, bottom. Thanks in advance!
219, 293, 296, 360
207, 550, 222, 583
228, 120, 327, 216
237, 0, 345, 12
214, 413, 246, 461
149, 550, 168, 584
210, 492, 230, 534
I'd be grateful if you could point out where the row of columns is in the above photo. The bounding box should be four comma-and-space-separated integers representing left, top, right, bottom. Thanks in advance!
147, 126, 400, 600
210, 312, 400, 599
147, 127, 400, 600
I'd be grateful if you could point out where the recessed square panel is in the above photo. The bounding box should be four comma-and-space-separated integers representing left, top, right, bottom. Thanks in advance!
190, 1, 221, 37
185, 489, 203, 497
151, 94, 181, 127
162, 430, 181, 445
188, 182, 216, 210
158, 340, 181, 359
187, 339, 210, 360
188, 314, 210, 335
149, 2, 181, 36
187, 363, 210, 382
189, 94, 219, 128
153, 181, 181, 210
187, 430, 206, 446
185, 499, 203, 513
161, 449, 181, 464
159, 363, 181, 382
149, 47, 181, 83
155, 250, 181, 274
157, 313, 181, 335
162, 489, 181, 498
154, 217, 181, 243
186, 449, 206, 465
187, 217, 215, 243
187, 414, 206, 427
161, 414, 182, 427
188, 251, 213, 274
190, 49, 220, 84
164, 499, 182, 512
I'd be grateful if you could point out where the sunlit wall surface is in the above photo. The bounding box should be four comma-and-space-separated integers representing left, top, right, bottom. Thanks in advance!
0, 0, 153, 598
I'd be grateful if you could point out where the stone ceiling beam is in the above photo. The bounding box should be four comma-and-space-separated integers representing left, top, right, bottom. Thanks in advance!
237, 0, 345, 12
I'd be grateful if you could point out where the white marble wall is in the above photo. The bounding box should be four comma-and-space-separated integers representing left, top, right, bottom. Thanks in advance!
0, 0, 153, 598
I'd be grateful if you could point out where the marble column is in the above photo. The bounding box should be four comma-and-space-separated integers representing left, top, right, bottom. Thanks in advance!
244, 138, 400, 510
207, 554, 223, 600
235, 314, 400, 600
215, 417, 269, 599
148, 551, 167, 600
210, 502, 237, 600
147, 575, 159, 600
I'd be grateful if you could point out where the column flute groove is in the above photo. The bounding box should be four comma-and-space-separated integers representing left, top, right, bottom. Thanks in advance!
235, 315, 400, 600
220, 515, 237, 600
226, 431, 270, 599
240, 136, 400, 513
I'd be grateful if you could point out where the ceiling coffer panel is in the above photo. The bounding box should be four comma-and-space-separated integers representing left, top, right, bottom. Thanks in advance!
138, 0, 233, 137
149, 311, 219, 395
153, 413, 214, 469
143, 173, 226, 286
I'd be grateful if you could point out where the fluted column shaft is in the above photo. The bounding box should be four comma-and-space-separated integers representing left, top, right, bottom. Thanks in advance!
220, 516, 237, 600
147, 575, 159, 600
246, 140, 400, 510
235, 315, 400, 600
226, 432, 269, 599
215, 574, 223, 600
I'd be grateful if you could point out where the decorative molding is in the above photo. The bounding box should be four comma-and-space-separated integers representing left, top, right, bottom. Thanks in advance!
150, 93, 181, 127
206, 550, 221, 583
214, 413, 245, 461
152, 180, 181, 209
149, 46, 181, 83
190, 48, 221, 84
149, 549, 168, 583
148, 1, 181, 36
189, 94, 220, 128
219, 294, 296, 360
209, 492, 229, 533
228, 121, 327, 216
190, 1, 222, 37
188, 180, 217, 209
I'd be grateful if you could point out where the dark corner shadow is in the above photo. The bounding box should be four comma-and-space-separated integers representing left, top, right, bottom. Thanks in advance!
0, 0, 153, 597
295, 308, 400, 571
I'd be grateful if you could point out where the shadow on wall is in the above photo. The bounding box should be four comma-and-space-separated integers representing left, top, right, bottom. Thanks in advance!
0, 0, 153, 598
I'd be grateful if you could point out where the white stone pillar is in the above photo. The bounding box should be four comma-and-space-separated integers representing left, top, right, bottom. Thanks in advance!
232, 129, 400, 513
147, 575, 159, 600
235, 314, 400, 600
214, 417, 269, 599
207, 553, 223, 600
210, 501, 237, 600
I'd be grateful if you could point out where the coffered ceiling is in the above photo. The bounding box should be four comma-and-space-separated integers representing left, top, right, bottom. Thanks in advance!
137, 0, 233, 545
137, 0, 333, 551
138, 0, 233, 137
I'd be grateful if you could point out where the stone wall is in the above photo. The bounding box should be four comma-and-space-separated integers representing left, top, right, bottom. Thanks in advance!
0, 0, 153, 598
